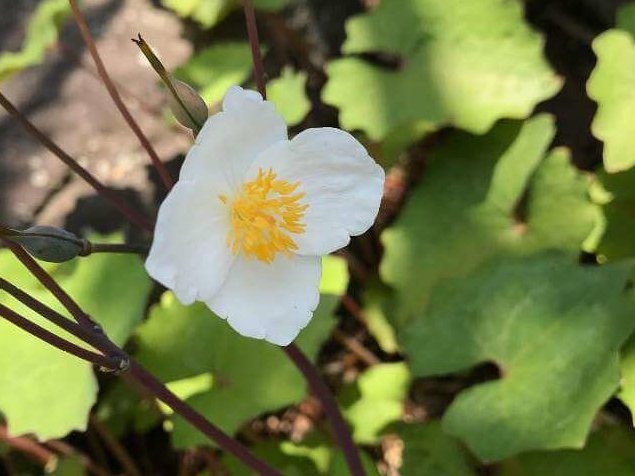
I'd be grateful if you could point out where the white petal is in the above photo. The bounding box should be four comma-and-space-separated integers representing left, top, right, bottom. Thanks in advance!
179, 86, 287, 191
146, 179, 234, 305
205, 255, 322, 346
249, 127, 385, 256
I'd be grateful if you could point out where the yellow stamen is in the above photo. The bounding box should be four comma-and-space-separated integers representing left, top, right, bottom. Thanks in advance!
220, 168, 307, 263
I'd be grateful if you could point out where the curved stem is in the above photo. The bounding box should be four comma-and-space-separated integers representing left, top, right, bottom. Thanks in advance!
284, 344, 366, 476
0, 425, 56, 468
67, 0, 174, 191
0, 92, 153, 232
129, 361, 282, 476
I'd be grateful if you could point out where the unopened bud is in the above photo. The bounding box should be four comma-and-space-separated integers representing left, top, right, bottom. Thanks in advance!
133, 34, 207, 133
167, 77, 208, 131
10, 226, 84, 263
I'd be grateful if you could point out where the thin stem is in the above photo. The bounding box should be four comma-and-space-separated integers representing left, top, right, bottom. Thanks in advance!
81, 242, 149, 256
2, 238, 103, 332
284, 344, 366, 476
0, 303, 120, 370
128, 361, 283, 476
242, 0, 267, 99
0, 277, 112, 355
332, 329, 380, 367
0, 225, 148, 257
68, 0, 175, 191
0, 92, 153, 232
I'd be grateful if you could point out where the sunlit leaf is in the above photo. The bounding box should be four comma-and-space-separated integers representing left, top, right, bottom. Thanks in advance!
162, 0, 287, 29
323, 0, 561, 140
588, 30, 635, 172
344, 363, 409, 443
174, 42, 255, 106
268, 68, 311, 126
381, 115, 596, 328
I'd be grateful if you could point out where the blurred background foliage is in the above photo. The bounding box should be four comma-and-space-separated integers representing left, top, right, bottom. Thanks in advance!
3, 0, 635, 474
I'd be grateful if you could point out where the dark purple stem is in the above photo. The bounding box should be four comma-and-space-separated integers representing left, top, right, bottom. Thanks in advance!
3, 238, 104, 333
67, 0, 174, 191
0, 303, 119, 370
284, 344, 366, 476
0, 91, 153, 232
128, 361, 282, 476
0, 277, 115, 355
243, 0, 267, 99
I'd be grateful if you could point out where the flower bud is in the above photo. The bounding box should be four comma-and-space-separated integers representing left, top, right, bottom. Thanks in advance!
132, 34, 207, 133
10, 226, 84, 263
166, 77, 208, 132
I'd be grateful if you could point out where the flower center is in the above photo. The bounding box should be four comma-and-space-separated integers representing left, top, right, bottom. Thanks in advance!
220, 168, 308, 263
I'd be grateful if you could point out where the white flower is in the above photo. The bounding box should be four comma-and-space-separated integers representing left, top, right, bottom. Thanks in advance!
146, 86, 384, 346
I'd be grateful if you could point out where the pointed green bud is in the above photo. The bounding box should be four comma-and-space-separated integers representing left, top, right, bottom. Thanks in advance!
10, 226, 85, 263
167, 77, 208, 132
132, 34, 207, 133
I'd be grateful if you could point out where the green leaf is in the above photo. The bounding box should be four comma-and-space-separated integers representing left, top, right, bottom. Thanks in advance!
268, 68, 311, 126
222, 431, 379, 476
588, 30, 635, 172
323, 0, 561, 140
174, 42, 255, 106
0, 235, 151, 439
499, 425, 635, 476
344, 363, 409, 443
398, 421, 477, 476
362, 282, 399, 354
161, 0, 230, 28
223, 437, 327, 476
618, 3, 635, 37
50, 455, 84, 475
591, 168, 635, 260
381, 115, 597, 328
327, 452, 379, 476
162, 0, 287, 29
0, 0, 71, 82
404, 253, 635, 461
95, 379, 160, 437
619, 335, 635, 422
134, 256, 347, 448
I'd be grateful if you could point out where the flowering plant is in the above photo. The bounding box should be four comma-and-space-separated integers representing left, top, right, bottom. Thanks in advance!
147, 86, 384, 345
